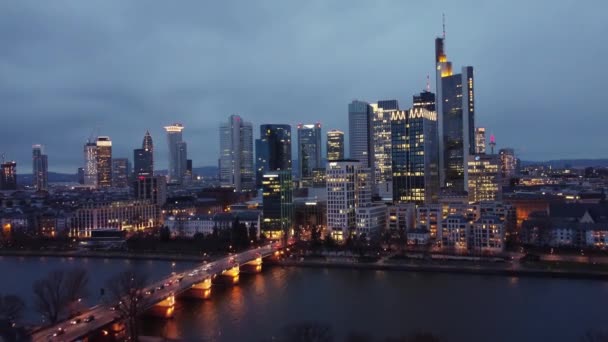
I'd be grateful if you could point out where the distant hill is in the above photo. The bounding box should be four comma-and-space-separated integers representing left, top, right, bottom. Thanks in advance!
521, 159, 608, 168
17, 172, 78, 185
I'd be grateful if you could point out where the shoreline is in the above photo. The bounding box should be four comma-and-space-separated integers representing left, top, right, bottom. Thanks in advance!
0, 249, 206, 263
269, 259, 608, 281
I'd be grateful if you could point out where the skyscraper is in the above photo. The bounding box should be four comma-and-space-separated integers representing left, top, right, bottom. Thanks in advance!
133, 175, 167, 206
348, 100, 374, 169
96, 136, 112, 188
176, 141, 188, 184
219, 115, 255, 192
262, 170, 294, 240
499, 148, 517, 184
256, 124, 292, 186
84, 141, 97, 188
0, 161, 17, 191
164, 123, 185, 184
134, 131, 154, 177
467, 154, 501, 203
436, 32, 475, 191
326, 129, 344, 161
391, 91, 439, 204
475, 127, 486, 154
112, 158, 130, 188
32, 144, 48, 191
371, 100, 399, 191
297, 123, 322, 187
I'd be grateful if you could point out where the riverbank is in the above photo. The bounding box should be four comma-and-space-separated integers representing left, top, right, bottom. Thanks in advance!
270, 258, 608, 281
0, 249, 207, 262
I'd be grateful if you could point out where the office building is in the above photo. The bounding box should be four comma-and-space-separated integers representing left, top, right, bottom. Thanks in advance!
348, 100, 374, 168
112, 158, 130, 188
297, 123, 322, 187
164, 123, 186, 184
134, 131, 154, 177
467, 154, 501, 203
326, 129, 344, 161
371, 100, 399, 193
32, 144, 48, 191
219, 115, 255, 192
435, 33, 475, 191
391, 91, 439, 204
84, 141, 97, 188
387, 203, 416, 236
326, 160, 376, 241
470, 216, 505, 254
0, 161, 17, 190
262, 170, 294, 239
185, 159, 193, 183
256, 124, 291, 187
77, 167, 84, 185
96, 136, 112, 188
499, 148, 517, 184
71, 200, 160, 237
475, 127, 486, 154
133, 175, 167, 206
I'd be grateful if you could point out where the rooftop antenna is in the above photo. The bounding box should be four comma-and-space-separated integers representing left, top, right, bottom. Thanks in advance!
426, 74, 431, 92
442, 13, 446, 39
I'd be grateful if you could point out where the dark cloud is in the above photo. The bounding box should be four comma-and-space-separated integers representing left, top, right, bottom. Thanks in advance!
0, 0, 605, 173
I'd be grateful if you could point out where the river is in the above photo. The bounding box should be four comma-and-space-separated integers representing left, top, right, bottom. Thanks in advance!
1, 257, 607, 341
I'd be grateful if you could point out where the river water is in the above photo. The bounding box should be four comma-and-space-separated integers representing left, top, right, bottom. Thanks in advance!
1, 256, 607, 341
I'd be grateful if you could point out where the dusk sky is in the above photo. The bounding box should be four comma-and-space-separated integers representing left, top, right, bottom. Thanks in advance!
0, 1, 605, 173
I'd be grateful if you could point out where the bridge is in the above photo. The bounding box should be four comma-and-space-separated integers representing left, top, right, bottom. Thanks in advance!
32, 244, 279, 342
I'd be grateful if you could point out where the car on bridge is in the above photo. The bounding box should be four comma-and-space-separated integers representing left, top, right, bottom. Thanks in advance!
70, 318, 81, 325
84, 315, 95, 323
53, 327, 65, 337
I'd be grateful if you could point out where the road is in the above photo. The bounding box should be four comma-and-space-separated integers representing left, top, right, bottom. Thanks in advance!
32, 244, 277, 342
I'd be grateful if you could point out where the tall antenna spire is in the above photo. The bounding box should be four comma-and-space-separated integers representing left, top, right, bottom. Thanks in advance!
442, 13, 446, 39
426, 74, 430, 92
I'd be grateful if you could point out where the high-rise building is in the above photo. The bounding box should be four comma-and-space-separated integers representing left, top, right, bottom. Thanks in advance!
256, 124, 292, 187
467, 154, 501, 203
176, 142, 188, 184
32, 144, 48, 191
112, 158, 130, 188
0, 161, 17, 190
371, 100, 399, 192
185, 159, 193, 183
475, 128, 486, 154
219, 115, 255, 192
297, 123, 322, 187
499, 148, 517, 184
348, 100, 374, 169
326, 129, 344, 161
164, 123, 186, 184
84, 141, 97, 188
262, 170, 294, 240
326, 160, 375, 241
77, 167, 85, 185
436, 32, 475, 191
134, 131, 154, 177
96, 136, 112, 188
391, 91, 439, 204
133, 175, 167, 206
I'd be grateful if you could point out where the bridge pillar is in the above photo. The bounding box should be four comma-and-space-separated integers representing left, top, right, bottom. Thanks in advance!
180, 277, 213, 299
240, 256, 263, 274
214, 265, 240, 285
147, 294, 176, 318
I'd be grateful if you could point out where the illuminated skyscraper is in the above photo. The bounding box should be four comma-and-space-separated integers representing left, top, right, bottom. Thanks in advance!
96, 136, 112, 188
436, 30, 475, 191
134, 131, 154, 177
499, 148, 517, 184
164, 123, 186, 184
262, 170, 293, 240
391, 91, 439, 204
219, 115, 255, 192
84, 141, 97, 188
0, 161, 17, 190
32, 144, 48, 191
256, 124, 291, 187
112, 158, 130, 188
326, 129, 344, 161
297, 123, 322, 187
348, 100, 374, 169
371, 100, 399, 191
475, 128, 486, 154
467, 154, 501, 203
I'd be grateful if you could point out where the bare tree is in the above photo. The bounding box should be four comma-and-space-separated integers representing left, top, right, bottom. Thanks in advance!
279, 321, 334, 342
0, 294, 25, 322
32, 268, 89, 324
105, 270, 149, 342
580, 331, 608, 342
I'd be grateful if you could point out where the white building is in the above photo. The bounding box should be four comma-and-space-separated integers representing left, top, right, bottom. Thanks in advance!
355, 204, 386, 238
470, 216, 505, 254
439, 214, 469, 250
219, 115, 255, 192
387, 203, 416, 235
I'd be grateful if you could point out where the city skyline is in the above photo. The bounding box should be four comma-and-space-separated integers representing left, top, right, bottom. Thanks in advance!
0, 1, 606, 173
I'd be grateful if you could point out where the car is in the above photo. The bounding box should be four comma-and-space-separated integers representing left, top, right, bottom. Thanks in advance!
164, 282, 170, 286
110, 305, 118, 311
156, 285, 162, 290
84, 315, 95, 323
188, 272, 194, 277
70, 318, 81, 325
53, 328, 65, 336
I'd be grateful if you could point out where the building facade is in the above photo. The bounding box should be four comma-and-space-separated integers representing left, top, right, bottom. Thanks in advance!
71, 200, 160, 237
256, 124, 292, 187
348, 100, 374, 169
84, 141, 97, 188
133, 175, 167, 206
134, 131, 154, 177
32, 144, 48, 191
297, 123, 322, 187
326, 129, 344, 161
467, 154, 502, 203
475, 127, 486, 154
371, 100, 399, 192
165, 123, 186, 184
219, 115, 255, 192
96, 136, 112, 188
0, 162, 17, 191
112, 158, 130, 188
262, 171, 294, 239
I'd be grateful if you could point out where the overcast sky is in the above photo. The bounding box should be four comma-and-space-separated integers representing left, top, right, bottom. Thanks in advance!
0, 0, 605, 173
